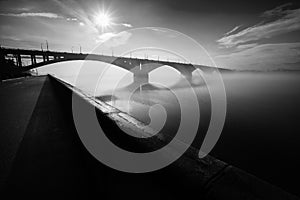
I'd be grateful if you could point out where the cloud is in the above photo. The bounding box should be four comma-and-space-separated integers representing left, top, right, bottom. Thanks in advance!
0, 12, 62, 19
148, 27, 180, 38
52, 0, 98, 32
97, 32, 118, 42
1, 35, 22, 41
121, 23, 133, 28
224, 25, 241, 36
217, 4, 300, 48
112, 23, 133, 28
15, 7, 33, 12
49, 0, 135, 47
215, 42, 300, 70
66, 17, 78, 21
96, 31, 132, 47
52, 0, 133, 34
261, 3, 293, 18
149, 27, 168, 33
236, 43, 258, 50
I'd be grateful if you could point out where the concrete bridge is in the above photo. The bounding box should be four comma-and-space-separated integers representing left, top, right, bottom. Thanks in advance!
0, 47, 223, 84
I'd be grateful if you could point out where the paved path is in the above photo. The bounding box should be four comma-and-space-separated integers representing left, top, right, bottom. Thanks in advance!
0, 76, 45, 188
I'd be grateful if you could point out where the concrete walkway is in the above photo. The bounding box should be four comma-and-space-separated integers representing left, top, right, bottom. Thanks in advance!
0, 76, 46, 188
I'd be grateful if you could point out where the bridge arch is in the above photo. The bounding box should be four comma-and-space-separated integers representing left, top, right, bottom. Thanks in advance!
24, 55, 200, 87
135, 62, 199, 85
148, 65, 181, 86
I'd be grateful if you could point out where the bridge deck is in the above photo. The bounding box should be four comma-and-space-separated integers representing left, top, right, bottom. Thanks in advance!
1, 47, 226, 73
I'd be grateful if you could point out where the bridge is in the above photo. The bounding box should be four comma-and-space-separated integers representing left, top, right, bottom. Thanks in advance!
0, 47, 223, 84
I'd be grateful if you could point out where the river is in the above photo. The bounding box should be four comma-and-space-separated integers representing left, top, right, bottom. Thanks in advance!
39, 63, 300, 196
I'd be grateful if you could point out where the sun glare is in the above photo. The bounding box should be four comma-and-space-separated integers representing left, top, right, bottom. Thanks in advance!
94, 12, 112, 28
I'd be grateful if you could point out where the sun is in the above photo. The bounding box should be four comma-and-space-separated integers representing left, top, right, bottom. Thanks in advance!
94, 12, 112, 29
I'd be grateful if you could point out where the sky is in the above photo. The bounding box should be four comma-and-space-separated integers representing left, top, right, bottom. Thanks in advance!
0, 0, 300, 70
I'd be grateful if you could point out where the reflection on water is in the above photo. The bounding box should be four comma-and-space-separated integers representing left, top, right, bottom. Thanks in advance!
39, 61, 300, 196
97, 71, 300, 196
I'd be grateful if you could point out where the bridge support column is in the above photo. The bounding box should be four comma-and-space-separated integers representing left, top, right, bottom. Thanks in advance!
133, 69, 149, 90
0, 49, 4, 82
180, 70, 193, 83
31, 55, 36, 65
16, 54, 22, 67
0, 48, 5, 63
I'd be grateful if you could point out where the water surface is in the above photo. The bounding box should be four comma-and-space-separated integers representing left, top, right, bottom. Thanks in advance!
39, 63, 300, 196
101, 71, 300, 196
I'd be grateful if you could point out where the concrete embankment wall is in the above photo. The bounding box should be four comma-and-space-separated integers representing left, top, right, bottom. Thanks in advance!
2, 75, 299, 199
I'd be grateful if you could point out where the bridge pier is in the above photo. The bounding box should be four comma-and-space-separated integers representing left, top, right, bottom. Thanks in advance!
43, 55, 49, 62
42, 55, 50, 62
16, 54, 22, 67
132, 63, 150, 91
133, 70, 149, 88
31, 55, 36, 65
180, 70, 193, 84
0, 48, 5, 63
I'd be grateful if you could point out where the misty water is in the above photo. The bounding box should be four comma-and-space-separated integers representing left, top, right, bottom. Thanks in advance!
104, 72, 300, 196
39, 63, 300, 195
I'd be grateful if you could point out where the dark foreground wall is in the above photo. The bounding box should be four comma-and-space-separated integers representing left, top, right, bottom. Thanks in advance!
0, 75, 298, 199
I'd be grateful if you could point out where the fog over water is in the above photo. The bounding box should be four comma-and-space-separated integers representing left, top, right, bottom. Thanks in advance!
39, 62, 300, 195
